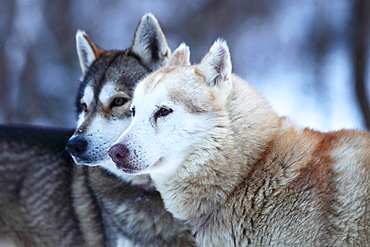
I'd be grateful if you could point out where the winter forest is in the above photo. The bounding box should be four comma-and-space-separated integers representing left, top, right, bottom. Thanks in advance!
0, 0, 369, 132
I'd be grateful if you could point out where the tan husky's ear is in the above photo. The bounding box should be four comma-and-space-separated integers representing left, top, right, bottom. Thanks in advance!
167, 43, 190, 67
131, 13, 171, 71
199, 39, 232, 88
76, 30, 104, 75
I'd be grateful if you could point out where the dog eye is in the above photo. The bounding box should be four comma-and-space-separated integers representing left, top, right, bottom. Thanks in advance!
81, 102, 88, 113
111, 97, 128, 108
155, 107, 173, 118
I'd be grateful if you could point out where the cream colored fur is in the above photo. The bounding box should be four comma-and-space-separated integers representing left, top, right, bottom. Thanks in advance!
112, 40, 370, 246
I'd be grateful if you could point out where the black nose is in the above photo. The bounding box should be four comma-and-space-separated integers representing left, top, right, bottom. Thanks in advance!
66, 136, 88, 156
108, 143, 129, 168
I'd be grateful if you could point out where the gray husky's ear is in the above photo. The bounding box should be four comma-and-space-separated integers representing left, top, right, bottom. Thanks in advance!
76, 30, 104, 75
199, 39, 232, 88
167, 43, 190, 67
131, 13, 171, 71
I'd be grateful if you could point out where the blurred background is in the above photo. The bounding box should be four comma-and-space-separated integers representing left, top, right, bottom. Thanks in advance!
0, 0, 369, 132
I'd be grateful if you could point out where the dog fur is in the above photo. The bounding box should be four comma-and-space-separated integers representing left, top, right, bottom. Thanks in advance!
67, 14, 194, 246
109, 40, 370, 246
0, 126, 88, 247
0, 14, 194, 247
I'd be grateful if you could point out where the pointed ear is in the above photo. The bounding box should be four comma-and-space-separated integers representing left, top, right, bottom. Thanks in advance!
199, 39, 232, 88
76, 30, 104, 75
131, 13, 171, 71
167, 43, 190, 67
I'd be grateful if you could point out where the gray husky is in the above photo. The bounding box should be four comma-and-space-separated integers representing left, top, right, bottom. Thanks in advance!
0, 14, 194, 247
67, 13, 194, 247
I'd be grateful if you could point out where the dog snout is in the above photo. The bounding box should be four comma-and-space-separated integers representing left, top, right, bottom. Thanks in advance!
109, 143, 129, 168
66, 136, 88, 156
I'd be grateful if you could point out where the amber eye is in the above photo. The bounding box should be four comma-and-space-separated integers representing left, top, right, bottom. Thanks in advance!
111, 97, 128, 108
155, 107, 173, 118
81, 102, 88, 113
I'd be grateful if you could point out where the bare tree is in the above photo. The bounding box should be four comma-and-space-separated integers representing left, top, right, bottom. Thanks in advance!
352, 0, 370, 129
0, 1, 16, 123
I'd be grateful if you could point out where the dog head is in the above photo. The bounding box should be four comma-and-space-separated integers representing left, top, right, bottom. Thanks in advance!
109, 40, 233, 179
66, 14, 170, 180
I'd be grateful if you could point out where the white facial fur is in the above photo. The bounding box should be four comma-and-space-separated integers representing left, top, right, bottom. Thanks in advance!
74, 114, 132, 165
73, 81, 132, 166
99, 82, 117, 106
113, 40, 233, 180
115, 83, 208, 180
72, 81, 153, 185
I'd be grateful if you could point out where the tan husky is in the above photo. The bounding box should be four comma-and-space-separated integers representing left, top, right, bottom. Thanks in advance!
109, 40, 370, 246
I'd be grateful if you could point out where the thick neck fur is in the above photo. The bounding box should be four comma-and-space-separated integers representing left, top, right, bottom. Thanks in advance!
152, 74, 281, 224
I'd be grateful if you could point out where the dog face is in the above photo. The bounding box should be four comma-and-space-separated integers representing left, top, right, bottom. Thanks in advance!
66, 14, 170, 178
109, 41, 233, 179
70, 52, 147, 166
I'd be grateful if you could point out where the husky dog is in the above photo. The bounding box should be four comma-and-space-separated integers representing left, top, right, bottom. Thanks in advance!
0, 126, 89, 247
109, 41, 370, 246
0, 14, 194, 247
67, 14, 194, 246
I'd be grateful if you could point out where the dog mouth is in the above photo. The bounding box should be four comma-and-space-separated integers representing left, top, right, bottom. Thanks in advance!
71, 154, 110, 167
72, 157, 100, 167
117, 163, 149, 174
151, 158, 164, 170
118, 167, 142, 174
118, 158, 164, 175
